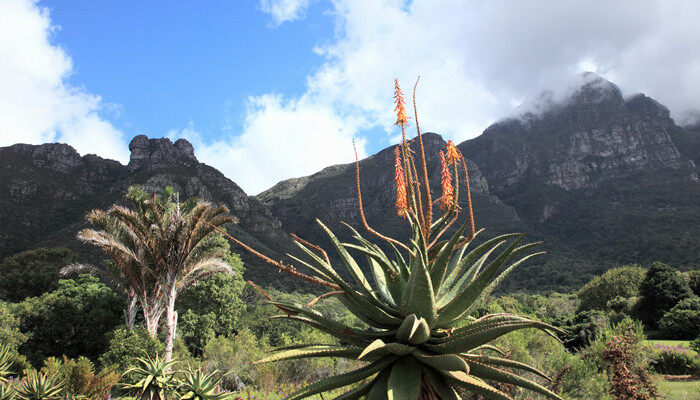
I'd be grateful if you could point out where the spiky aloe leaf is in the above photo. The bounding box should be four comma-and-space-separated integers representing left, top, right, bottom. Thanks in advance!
396, 314, 430, 345
400, 245, 437, 326
286, 357, 396, 400
387, 357, 421, 400
442, 371, 511, 400
461, 354, 552, 381
467, 360, 565, 400
412, 349, 469, 373
422, 367, 461, 400
430, 218, 472, 291
256, 345, 362, 364
358, 339, 414, 360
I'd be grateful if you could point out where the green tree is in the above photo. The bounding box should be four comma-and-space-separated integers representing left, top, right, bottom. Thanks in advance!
15, 275, 124, 365
0, 301, 27, 351
99, 327, 163, 372
78, 186, 236, 362
658, 296, 700, 339
637, 262, 693, 328
577, 264, 646, 312
176, 258, 245, 356
0, 248, 77, 302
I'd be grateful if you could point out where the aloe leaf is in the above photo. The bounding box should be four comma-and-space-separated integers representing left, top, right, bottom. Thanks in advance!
358, 339, 415, 360
400, 243, 437, 326
412, 349, 469, 373
437, 235, 526, 326
286, 356, 396, 400
256, 346, 362, 364
366, 370, 390, 400
440, 233, 520, 294
467, 360, 564, 400
430, 218, 472, 292
461, 354, 551, 381
442, 371, 512, 400
437, 242, 504, 308
387, 357, 421, 400
422, 367, 461, 400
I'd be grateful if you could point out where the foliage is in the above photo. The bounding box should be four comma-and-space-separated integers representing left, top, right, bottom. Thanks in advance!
0, 346, 12, 383
601, 333, 660, 400
636, 262, 693, 327
41, 356, 120, 400
122, 355, 177, 400
79, 185, 237, 362
647, 343, 699, 375
658, 296, 700, 339
99, 327, 163, 372
14, 370, 63, 400
577, 264, 646, 312
177, 264, 246, 356
0, 302, 27, 352
201, 329, 267, 391
691, 336, 700, 353
684, 270, 700, 296
15, 275, 124, 365
0, 248, 77, 302
221, 81, 567, 400
178, 368, 230, 400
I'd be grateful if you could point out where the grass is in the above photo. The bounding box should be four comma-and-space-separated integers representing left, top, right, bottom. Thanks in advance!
658, 380, 700, 400
644, 340, 697, 356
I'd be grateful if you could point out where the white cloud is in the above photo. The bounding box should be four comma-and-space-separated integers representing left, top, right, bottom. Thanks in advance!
0, 0, 128, 162
259, 0, 312, 25
169, 94, 367, 195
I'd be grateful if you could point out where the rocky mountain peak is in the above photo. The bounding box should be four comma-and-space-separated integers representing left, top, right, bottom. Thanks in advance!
128, 135, 197, 170
569, 72, 624, 105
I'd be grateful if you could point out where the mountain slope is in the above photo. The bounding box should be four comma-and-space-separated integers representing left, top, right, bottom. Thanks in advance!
0, 136, 297, 287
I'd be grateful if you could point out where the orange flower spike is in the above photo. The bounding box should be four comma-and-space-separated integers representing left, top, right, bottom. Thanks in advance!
439, 151, 454, 210
445, 140, 460, 165
394, 79, 409, 126
394, 147, 408, 216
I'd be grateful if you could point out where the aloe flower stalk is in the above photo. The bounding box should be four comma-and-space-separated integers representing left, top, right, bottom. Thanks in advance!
213, 79, 567, 400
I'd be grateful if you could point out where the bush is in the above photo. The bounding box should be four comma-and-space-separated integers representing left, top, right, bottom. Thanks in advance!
636, 262, 693, 328
0, 248, 77, 302
0, 301, 27, 351
684, 270, 700, 296
201, 329, 269, 391
16, 275, 124, 365
691, 336, 700, 353
658, 297, 700, 339
577, 264, 646, 312
41, 356, 120, 400
99, 327, 163, 371
648, 343, 700, 375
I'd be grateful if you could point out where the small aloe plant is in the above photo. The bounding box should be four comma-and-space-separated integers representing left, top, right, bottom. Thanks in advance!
0, 381, 15, 400
122, 355, 178, 400
0, 346, 12, 384
210, 79, 567, 400
14, 371, 63, 400
178, 368, 230, 400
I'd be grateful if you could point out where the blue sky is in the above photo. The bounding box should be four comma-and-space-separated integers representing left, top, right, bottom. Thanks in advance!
46, 1, 332, 137
1, 0, 699, 194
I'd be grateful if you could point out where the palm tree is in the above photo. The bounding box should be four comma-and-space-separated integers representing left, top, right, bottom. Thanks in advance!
78, 186, 237, 361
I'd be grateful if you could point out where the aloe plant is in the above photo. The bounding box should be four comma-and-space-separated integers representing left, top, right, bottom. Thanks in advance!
14, 371, 63, 400
178, 368, 230, 400
0, 346, 12, 384
0, 381, 15, 400
122, 355, 177, 400
213, 79, 567, 400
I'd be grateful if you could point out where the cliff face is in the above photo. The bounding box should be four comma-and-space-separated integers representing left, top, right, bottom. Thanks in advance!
0, 136, 295, 286
459, 74, 696, 194
2, 75, 698, 292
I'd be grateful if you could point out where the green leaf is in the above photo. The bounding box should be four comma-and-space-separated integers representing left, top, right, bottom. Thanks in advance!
412, 349, 469, 373
430, 218, 472, 292
400, 247, 437, 326
442, 371, 512, 400
286, 357, 396, 400
422, 367, 461, 400
387, 357, 421, 400
467, 360, 565, 400
461, 354, 551, 381
256, 345, 362, 364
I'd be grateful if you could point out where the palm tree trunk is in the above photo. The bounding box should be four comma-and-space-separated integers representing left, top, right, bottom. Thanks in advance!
125, 291, 138, 329
141, 298, 161, 336
163, 282, 178, 363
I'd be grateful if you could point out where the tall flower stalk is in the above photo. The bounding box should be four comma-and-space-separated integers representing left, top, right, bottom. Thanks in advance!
210, 79, 566, 400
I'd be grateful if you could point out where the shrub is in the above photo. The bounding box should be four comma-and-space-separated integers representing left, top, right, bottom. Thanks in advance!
16, 275, 124, 365
201, 329, 268, 391
577, 265, 645, 312
658, 296, 700, 339
41, 356, 120, 400
99, 327, 163, 372
648, 343, 699, 375
691, 336, 700, 353
602, 333, 659, 400
0, 248, 77, 302
636, 262, 693, 328
0, 302, 27, 351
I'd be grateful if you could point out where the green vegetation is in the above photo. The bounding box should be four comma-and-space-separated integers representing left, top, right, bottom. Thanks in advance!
657, 381, 700, 400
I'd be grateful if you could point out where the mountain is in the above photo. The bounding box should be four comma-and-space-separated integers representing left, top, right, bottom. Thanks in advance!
2, 74, 698, 292
0, 135, 296, 287
259, 74, 699, 291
